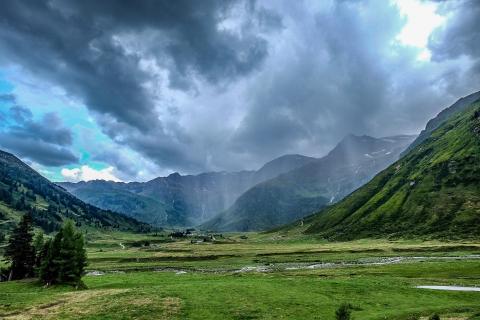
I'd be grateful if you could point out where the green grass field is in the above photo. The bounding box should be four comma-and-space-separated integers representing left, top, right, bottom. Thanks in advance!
1, 232, 479, 319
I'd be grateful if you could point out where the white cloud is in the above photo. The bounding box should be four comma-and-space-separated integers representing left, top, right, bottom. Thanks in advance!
394, 0, 446, 60
61, 165, 121, 182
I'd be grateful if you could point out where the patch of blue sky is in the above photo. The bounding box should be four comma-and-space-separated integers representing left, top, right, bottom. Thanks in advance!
0, 68, 117, 180
0, 71, 14, 93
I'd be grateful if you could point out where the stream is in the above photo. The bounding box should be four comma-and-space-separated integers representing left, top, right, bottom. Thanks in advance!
86, 254, 480, 275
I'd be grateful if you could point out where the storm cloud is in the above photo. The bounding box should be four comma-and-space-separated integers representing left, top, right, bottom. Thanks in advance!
0, 0, 479, 179
0, 0, 273, 129
0, 102, 78, 166
429, 0, 480, 87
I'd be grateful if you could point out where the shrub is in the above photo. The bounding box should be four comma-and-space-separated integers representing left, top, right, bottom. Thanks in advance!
335, 303, 352, 320
429, 314, 440, 320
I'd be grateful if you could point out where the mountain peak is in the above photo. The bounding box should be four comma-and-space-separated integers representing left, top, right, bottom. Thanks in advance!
339, 133, 372, 143
301, 99, 480, 240
254, 154, 317, 181
167, 172, 182, 179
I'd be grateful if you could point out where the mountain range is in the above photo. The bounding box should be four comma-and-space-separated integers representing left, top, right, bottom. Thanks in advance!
3, 89, 478, 239
279, 92, 480, 240
58, 154, 316, 227
201, 134, 415, 231
60, 134, 414, 231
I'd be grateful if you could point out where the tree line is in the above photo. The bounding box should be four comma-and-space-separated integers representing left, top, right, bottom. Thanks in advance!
1, 214, 87, 287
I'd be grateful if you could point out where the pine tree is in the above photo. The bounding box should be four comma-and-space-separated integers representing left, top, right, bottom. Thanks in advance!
39, 220, 87, 286
32, 231, 44, 271
4, 214, 35, 280
39, 232, 62, 286
57, 220, 78, 284
73, 230, 87, 286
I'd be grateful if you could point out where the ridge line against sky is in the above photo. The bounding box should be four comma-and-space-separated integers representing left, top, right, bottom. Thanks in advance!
0, 0, 479, 182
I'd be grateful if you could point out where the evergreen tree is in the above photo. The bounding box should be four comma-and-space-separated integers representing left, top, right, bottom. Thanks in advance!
58, 220, 79, 284
73, 229, 87, 285
4, 214, 35, 280
32, 231, 45, 271
39, 220, 87, 286
39, 239, 55, 285
39, 233, 62, 286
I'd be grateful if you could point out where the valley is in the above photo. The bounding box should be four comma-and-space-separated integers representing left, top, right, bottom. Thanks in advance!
1, 1, 480, 319
1, 91, 480, 320
1, 231, 479, 319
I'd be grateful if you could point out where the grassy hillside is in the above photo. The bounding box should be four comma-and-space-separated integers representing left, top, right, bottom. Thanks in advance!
300, 101, 480, 240
0, 150, 149, 235
401, 90, 480, 156
59, 181, 171, 226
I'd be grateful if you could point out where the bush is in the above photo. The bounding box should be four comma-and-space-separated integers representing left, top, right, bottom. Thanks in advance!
335, 303, 352, 320
429, 314, 440, 320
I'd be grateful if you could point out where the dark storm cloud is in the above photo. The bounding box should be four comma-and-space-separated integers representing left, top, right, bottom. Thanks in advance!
233, 1, 403, 157
231, 0, 480, 163
94, 113, 206, 172
0, 104, 78, 166
0, 134, 78, 167
429, 1, 480, 60
9, 112, 73, 146
0, 0, 273, 129
429, 0, 480, 85
0, 0, 279, 172
0, 0, 478, 175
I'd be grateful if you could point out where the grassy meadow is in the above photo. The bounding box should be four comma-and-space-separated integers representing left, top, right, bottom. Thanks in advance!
1, 231, 479, 319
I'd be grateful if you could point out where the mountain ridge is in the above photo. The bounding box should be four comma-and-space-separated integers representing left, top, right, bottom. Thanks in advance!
285, 100, 480, 240
401, 90, 480, 156
58, 154, 316, 227
201, 134, 416, 231
0, 149, 148, 234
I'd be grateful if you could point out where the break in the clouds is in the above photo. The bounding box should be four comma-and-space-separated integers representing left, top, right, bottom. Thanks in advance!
0, 0, 479, 181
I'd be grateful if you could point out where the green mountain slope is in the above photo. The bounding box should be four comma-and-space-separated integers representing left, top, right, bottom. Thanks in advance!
0, 150, 148, 234
401, 90, 480, 156
300, 100, 480, 240
58, 154, 315, 227
201, 135, 415, 231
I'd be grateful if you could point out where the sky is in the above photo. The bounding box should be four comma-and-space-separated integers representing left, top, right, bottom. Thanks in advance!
0, 0, 479, 182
